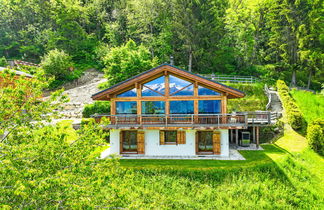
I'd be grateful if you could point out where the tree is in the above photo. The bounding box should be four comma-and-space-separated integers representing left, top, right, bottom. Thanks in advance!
41, 49, 74, 80
101, 40, 158, 88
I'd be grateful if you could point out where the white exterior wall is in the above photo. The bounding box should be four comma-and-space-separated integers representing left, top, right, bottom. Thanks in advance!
106, 129, 229, 157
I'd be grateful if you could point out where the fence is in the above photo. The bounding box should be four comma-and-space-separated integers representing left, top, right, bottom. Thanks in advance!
200, 74, 259, 83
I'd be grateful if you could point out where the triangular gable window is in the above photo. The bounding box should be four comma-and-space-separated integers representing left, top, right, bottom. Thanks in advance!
169, 75, 193, 96
117, 88, 137, 97
198, 85, 220, 96
142, 76, 165, 96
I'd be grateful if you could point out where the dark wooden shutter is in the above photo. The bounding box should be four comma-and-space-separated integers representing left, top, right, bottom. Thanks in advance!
137, 131, 145, 154
177, 131, 186, 144
212, 131, 221, 155
119, 131, 124, 154
159, 130, 165, 145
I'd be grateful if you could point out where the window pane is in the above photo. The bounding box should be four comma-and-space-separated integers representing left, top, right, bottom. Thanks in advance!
116, 101, 137, 114
142, 76, 165, 96
198, 86, 220, 95
142, 101, 165, 114
198, 131, 213, 152
169, 75, 193, 96
165, 131, 177, 143
170, 101, 194, 114
198, 100, 221, 114
122, 131, 137, 151
117, 88, 137, 97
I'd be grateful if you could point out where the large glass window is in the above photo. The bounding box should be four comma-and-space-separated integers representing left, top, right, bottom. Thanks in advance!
169, 75, 193, 96
142, 76, 165, 96
142, 101, 165, 114
116, 101, 137, 114
122, 131, 137, 152
198, 100, 221, 114
170, 100, 194, 114
117, 88, 137, 97
198, 85, 220, 96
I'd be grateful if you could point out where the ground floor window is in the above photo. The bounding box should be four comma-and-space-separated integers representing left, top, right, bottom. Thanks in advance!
121, 131, 137, 152
164, 131, 177, 144
197, 131, 213, 152
160, 130, 186, 145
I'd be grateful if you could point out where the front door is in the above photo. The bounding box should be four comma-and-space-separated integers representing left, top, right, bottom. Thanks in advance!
197, 131, 213, 154
121, 131, 138, 153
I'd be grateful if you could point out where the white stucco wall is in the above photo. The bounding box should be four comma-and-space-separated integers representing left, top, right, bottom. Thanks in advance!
105, 129, 229, 157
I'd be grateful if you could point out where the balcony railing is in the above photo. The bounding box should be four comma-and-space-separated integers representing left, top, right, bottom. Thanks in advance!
91, 112, 276, 128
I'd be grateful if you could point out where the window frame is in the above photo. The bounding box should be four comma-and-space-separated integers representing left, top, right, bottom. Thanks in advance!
163, 130, 178, 145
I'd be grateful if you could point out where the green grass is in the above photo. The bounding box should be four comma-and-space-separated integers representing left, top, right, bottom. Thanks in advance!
226, 83, 268, 112
116, 117, 323, 208
291, 89, 324, 123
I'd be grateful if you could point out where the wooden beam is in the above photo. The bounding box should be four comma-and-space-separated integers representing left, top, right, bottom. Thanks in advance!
111, 100, 116, 115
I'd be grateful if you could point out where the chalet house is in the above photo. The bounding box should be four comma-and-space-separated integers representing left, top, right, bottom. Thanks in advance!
92, 64, 271, 157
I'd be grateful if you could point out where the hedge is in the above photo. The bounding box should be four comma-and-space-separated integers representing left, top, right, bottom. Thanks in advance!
307, 119, 324, 155
82, 101, 110, 118
276, 80, 305, 130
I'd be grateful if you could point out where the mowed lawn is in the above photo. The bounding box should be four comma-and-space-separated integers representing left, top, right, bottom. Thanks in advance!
116, 123, 324, 209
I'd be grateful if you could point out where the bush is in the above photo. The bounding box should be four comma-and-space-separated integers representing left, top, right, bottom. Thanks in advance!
82, 101, 110, 118
307, 119, 324, 155
0, 56, 8, 66
277, 80, 306, 130
41, 49, 74, 80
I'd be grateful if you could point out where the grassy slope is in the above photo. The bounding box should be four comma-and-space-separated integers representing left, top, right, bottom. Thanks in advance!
116, 110, 324, 208
226, 83, 268, 112
290, 89, 324, 123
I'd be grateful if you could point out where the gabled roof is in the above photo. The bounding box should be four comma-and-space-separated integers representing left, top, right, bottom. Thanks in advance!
92, 64, 245, 100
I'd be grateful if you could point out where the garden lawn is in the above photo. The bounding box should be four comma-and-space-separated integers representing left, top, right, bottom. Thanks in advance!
291, 89, 324, 123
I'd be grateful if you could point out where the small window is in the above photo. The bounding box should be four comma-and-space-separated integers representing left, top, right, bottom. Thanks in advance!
116, 101, 137, 114
164, 131, 177, 144
198, 86, 220, 96
169, 75, 193, 96
117, 88, 137, 97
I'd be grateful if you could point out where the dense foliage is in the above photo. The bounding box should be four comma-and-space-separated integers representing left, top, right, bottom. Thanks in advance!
0, 0, 322, 89
82, 101, 111, 118
277, 80, 306, 130
100, 40, 158, 87
307, 119, 324, 155
41, 49, 74, 80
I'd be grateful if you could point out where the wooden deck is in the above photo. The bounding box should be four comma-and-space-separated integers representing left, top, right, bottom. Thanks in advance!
93, 112, 277, 129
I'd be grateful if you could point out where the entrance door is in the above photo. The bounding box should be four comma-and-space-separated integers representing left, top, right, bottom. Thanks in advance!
121, 131, 138, 153
197, 131, 213, 153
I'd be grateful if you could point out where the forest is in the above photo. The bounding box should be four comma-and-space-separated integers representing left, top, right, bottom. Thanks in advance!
0, 0, 323, 90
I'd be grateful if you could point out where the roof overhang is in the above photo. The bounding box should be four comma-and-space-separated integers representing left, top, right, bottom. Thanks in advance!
92, 64, 245, 100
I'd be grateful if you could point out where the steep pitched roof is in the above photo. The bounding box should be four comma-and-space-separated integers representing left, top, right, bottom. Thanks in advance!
92, 64, 245, 100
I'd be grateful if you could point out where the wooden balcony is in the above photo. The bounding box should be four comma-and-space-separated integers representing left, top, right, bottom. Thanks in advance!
92, 112, 276, 129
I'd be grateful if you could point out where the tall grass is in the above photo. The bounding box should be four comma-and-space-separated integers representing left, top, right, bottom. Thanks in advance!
291, 89, 324, 123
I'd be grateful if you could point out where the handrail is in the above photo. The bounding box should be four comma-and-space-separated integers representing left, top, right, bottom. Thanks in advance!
91, 112, 274, 127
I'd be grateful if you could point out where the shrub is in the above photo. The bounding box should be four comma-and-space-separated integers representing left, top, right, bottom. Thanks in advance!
307, 119, 324, 155
41, 49, 74, 80
0, 56, 8, 66
277, 80, 306, 130
82, 101, 110, 118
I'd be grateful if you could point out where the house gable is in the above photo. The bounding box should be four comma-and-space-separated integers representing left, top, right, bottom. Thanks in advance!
92, 64, 245, 100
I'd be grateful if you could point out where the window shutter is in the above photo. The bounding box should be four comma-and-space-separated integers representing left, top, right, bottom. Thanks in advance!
212, 131, 221, 155
177, 131, 186, 144
137, 131, 145, 154
159, 130, 165, 145
119, 131, 124, 154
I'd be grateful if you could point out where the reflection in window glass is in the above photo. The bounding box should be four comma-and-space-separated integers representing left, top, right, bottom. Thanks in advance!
169, 75, 193, 96
198, 100, 221, 114
198, 86, 220, 95
142, 101, 165, 114
170, 101, 194, 114
142, 76, 165, 96
116, 101, 137, 114
117, 88, 137, 97
164, 131, 177, 143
